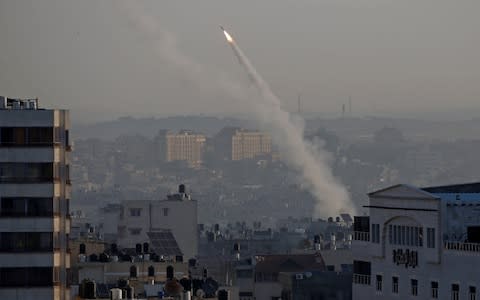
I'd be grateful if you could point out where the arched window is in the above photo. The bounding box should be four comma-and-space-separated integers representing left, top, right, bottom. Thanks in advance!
148, 265, 155, 277
166, 265, 174, 280
79, 243, 86, 254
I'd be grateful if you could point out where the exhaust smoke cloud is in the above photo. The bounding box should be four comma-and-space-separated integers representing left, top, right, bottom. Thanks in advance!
118, 2, 356, 217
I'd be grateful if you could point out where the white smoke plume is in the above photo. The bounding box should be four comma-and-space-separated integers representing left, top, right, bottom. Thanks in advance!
117, 1, 356, 217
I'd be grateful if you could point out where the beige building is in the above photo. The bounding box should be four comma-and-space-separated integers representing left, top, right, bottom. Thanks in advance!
166, 130, 206, 168
0, 97, 71, 300
231, 130, 271, 161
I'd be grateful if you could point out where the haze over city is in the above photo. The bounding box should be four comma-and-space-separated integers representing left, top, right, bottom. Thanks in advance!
1, 0, 479, 123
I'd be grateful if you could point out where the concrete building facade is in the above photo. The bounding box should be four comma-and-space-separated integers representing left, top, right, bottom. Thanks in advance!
0, 97, 71, 300
353, 183, 480, 300
231, 130, 271, 161
166, 130, 206, 168
117, 185, 198, 260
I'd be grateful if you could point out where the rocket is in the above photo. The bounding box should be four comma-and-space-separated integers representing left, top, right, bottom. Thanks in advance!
220, 26, 245, 67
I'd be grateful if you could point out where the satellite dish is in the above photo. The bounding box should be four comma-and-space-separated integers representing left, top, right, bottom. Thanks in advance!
196, 289, 205, 298
305, 272, 312, 278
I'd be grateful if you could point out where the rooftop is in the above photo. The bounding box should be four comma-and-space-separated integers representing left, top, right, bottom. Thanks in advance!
0, 96, 39, 110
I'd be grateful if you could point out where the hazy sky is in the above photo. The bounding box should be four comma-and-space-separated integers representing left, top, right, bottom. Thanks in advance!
1, 0, 479, 123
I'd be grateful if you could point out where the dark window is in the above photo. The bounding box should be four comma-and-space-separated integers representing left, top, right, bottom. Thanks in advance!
130, 208, 141, 217
0, 163, 58, 183
163, 208, 169, 216
392, 277, 399, 294
0, 267, 53, 286
431, 281, 439, 299
0, 197, 53, 217
427, 228, 436, 248
390, 225, 423, 247
129, 228, 141, 235
0, 127, 57, 146
130, 266, 137, 278
376, 275, 382, 291
0, 232, 53, 252
353, 260, 371, 275
148, 265, 155, 277
353, 216, 370, 232
27, 127, 53, 145
470, 286, 476, 300
452, 284, 460, 300
411, 279, 418, 296
372, 224, 380, 243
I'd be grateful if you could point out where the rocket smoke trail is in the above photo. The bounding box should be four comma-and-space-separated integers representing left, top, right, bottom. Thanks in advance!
116, 0, 355, 217
221, 27, 354, 217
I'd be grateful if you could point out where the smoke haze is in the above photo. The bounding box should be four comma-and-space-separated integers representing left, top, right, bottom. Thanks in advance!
119, 2, 354, 217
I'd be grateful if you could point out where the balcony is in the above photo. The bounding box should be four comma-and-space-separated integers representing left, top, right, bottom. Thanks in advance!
353, 274, 371, 285
444, 241, 480, 252
354, 231, 370, 241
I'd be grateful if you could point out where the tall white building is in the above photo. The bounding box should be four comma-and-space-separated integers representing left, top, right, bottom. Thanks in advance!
117, 185, 198, 260
353, 183, 480, 300
0, 97, 71, 300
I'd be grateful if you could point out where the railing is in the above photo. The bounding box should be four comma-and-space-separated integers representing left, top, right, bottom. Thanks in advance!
354, 231, 370, 241
353, 274, 371, 285
444, 241, 480, 252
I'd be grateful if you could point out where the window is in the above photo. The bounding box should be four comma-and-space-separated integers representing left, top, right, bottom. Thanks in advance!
470, 286, 477, 300
392, 277, 399, 294
390, 225, 423, 247
0, 163, 58, 183
376, 275, 383, 291
129, 265, 138, 278
0, 267, 53, 286
411, 279, 418, 296
452, 284, 460, 300
163, 208, 169, 217
129, 208, 141, 217
129, 228, 142, 235
0, 127, 55, 146
148, 265, 155, 277
372, 224, 380, 243
427, 228, 436, 248
431, 282, 439, 299
0, 197, 53, 217
0, 232, 53, 252
389, 225, 393, 244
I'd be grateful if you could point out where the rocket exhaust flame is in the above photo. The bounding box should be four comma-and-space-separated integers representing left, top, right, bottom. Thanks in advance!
223, 30, 234, 43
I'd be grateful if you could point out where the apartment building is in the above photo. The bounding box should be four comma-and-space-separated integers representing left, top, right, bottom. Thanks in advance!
0, 97, 71, 300
166, 130, 206, 168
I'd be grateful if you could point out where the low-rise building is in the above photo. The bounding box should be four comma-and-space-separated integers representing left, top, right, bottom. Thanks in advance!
117, 185, 198, 260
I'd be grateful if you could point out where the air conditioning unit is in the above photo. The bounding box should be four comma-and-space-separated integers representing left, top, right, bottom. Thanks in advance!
295, 273, 304, 280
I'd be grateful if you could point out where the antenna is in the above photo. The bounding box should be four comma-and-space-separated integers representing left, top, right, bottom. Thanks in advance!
348, 96, 352, 117
297, 93, 301, 115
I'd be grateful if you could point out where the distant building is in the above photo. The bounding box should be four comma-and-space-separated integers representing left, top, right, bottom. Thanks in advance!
117, 185, 198, 260
353, 182, 480, 300
0, 97, 71, 300
232, 130, 271, 161
166, 130, 206, 168
214, 127, 271, 161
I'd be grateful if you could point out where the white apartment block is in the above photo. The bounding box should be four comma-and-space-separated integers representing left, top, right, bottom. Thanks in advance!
353, 183, 480, 300
0, 97, 71, 300
117, 185, 198, 260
